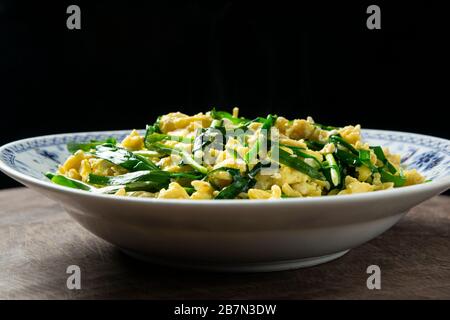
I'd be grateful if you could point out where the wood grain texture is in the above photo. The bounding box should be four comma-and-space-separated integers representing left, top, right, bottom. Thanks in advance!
0, 187, 449, 300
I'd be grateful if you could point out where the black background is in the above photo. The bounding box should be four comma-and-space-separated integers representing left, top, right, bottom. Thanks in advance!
0, 0, 448, 189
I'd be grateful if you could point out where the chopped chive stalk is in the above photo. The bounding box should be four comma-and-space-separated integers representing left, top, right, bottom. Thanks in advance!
305, 140, 325, 151
215, 176, 251, 199
93, 144, 159, 171
192, 119, 226, 153
358, 149, 377, 172
145, 117, 162, 136
329, 135, 358, 155
148, 143, 175, 155
277, 148, 325, 181
143, 118, 167, 147
210, 108, 250, 124
280, 144, 322, 168
46, 172, 127, 194
314, 123, 339, 131
371, 146, 386, 162
210, 119, 223, 128
133, 150, 160, 158
325, 153, 340, 187
145, 133, 193, 145
335, 149, 361, 167
245, 114, 276, 165
359, 149, 371, 162
247, 162, 274, 179
379, 168, 406, 187
170, 172, 205, 180
371, 146, 397, 174
96, 185, 124, 194
150, 143, 208, 174
124, 181, 166, 193
179, 149, 208, 174
192, 128, 208, 153
88, 170, 171, 186
213, 168, 255, 200
67, 137, 117, 154
45, 173, 93, 191
184, 187, 195, 196
386, 161, 397, 173
237, 117, 268, 131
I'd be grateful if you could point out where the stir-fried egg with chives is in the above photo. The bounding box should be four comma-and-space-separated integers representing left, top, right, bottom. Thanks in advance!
46, 108, 425, 199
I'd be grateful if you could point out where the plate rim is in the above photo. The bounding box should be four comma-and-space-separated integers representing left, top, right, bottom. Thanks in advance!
1, 128, 449, 206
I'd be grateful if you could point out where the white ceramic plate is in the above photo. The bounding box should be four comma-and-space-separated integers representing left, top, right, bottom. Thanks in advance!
1, 129, 449, 272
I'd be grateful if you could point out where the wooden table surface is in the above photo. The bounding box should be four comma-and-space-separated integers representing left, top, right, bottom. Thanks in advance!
1, 187, 449, 300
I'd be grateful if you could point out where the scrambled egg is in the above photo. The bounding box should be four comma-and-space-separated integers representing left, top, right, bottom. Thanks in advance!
58, 149, 127, 182
158, 182, 190, 199
159, 112, 212, 134
339, 125, 362, 145
121, 129, 144, 151
53, 109, 425, 200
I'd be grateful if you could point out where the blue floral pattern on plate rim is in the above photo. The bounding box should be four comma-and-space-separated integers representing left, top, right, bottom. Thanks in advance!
0, 129, 449, 183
